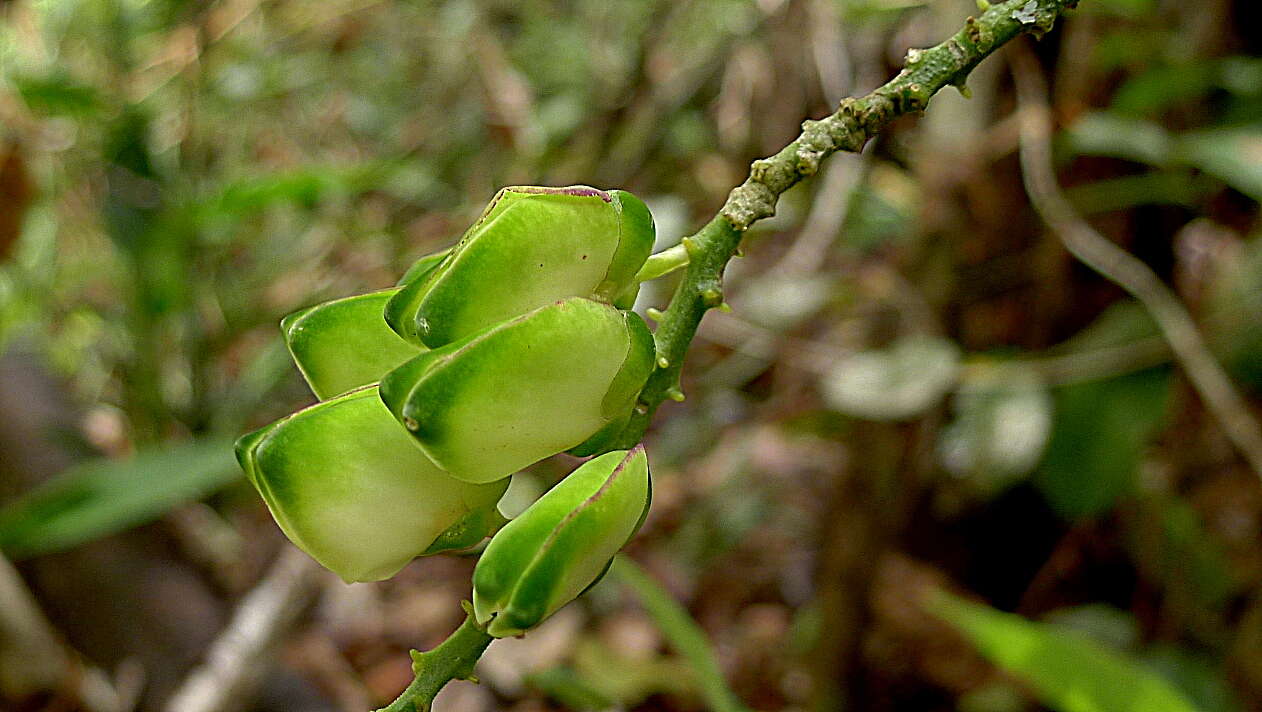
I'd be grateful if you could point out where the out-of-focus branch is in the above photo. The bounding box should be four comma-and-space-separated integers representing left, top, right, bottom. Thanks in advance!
0, 552, 124, 712
163, 547, 326, 712
0, 551, 69, 701
1011, 43, 1262, 479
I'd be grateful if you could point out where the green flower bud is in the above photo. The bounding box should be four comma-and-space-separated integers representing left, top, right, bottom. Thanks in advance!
379, 297, 654, 483
472, 447, 650, 637
234, 386, 508, 583
385, 186, 654, 348
281, 289, 422, 400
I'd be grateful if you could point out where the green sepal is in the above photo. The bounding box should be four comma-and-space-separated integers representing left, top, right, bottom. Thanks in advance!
600, 310, 655, 419
423, 505, 508, 555
385, 186, 655, 348
597, 190, 655, 301
612, 282, 641, 311
567, 311, 653, 456
472, 446, 651, 637
386, 248, 454, 343
281, 289, 422, 400
233, 386, 508, 583
566, 414, 631, 458
379, 298, 654, 483
384, 276, 434, 345
395, 247, 452, 286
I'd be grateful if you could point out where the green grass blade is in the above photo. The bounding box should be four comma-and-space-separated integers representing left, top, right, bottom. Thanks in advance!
930, 591, 1203, 712
609, 556, 750, 712
0, 437, 239, 559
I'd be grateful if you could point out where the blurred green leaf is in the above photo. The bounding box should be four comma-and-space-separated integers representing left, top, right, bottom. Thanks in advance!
838, 0, 932, 19
957, 681, 1029, 712
1065, 113, 1175, 166
570, 637, 695, 706
1043, 605, 1240, 709
525, 666, 615, 711
931, 592, 1203, 712
1043, 604, 1140, 651
209, 338, 300, 433
190, 163, 395, 234
822, 335, 960, 421
207, 172, 332, 216
1082, 0, 1157, 18
1064, 172, 1214, 214
1176, 129, 1262, 203
1111, 62, 1219, 117
199, 168, 362, 220
1127, 493, 1238, 610
1109, 58, 1262, 118
738, 274, 832, 329
1062, 300, 1160, 351
1205, 236, 1262, 389
0, 438, 239, 559
1034, 366, 1170, 519
1220, 58, 1262, 98
668, 445, 768, 566
1141, 646, 1244, 712
841, 162, 919, 252
13, 74, 102, 116
939, 364, 1052, 494
1029, 301, 1170, 519
1065, 113, 1262, 202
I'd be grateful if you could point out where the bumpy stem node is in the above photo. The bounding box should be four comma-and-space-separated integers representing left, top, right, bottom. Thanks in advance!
376, 614, 492, 712
611, 0, 1081, 449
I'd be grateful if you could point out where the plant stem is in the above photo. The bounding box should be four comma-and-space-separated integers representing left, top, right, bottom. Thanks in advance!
375, 613, 492, 712
636, 243, 691, 283
378, 2, 1082, 707
614, 0, 1081, 448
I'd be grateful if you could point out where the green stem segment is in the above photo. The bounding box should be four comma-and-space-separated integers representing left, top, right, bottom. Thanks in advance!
635, 243, 691, 283
375, 613, 493, 712
614, 216, 742, 446
615, 0, 1080, 447
378, 1, 1080, 708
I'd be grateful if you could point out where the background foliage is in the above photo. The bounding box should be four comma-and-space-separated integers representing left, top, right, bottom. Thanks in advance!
0, 0, 1260, 710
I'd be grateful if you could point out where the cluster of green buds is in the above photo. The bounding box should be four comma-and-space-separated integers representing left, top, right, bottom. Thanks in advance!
235, 186, 656, 635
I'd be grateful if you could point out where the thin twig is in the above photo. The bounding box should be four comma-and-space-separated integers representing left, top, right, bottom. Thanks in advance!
612, 0, 1081, 448
702, 305, 1174, 389
982, 336, 1171, 387
0, 552, 123, 712
374, 613, 493, 712
1010, 43, 1262, 479
163, 547, 326, 712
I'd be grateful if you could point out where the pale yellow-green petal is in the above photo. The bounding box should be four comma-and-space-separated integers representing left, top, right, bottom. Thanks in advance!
282, 289, 422, 400
379, 298, 653, 483
234, 386, 507, 582
385, 186, 655, 348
